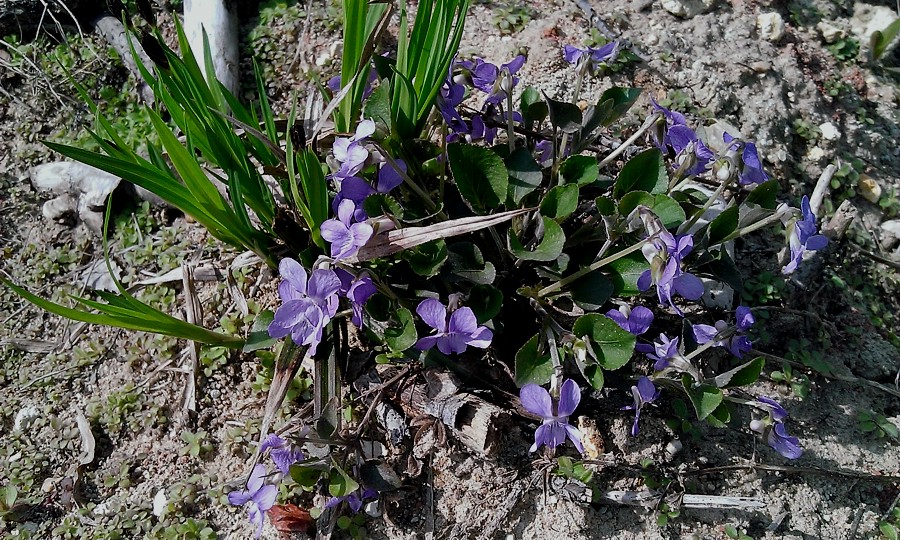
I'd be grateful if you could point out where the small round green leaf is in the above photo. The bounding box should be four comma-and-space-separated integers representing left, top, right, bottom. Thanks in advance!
571, 314, 636, 370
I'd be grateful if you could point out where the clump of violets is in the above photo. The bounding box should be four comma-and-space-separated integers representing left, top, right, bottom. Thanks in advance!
638, 229, 704, 315
268, 258, 341, 354
692, 306, 755, 358
414, 298, 493, 355
321, 199, 373, 261
228, 464, 277, 538
520, 379, 584, 454
622, 376, 660, 436
782, 195, 828, 274
260, 434, 304, 475
325, 486, 379, 513
749, 396, 803, 459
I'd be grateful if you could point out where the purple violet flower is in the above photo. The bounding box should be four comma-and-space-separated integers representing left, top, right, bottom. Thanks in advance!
414, 298, 493, 355
692, 306, 755, 358
563, 41, 620, 71
647, 334, 681, 371
260, 434, 304, 475
606, 305, 655, 336
336, 269, 377, 328
667, 125, 715, 177
782, 195, 828, 275
332, 159, 407, 220
325, 486, 378, 513
622, 376, 660, 436
228, 464, 277, 538
750, 396, 802, 459
650, 99, 689, 149
332, 120, 376, 180
320, 199, 374, 261
520, 379, 584, 454
469, 55, 526, 105
637, 230, 705, 315
268, 259, 341, 354
438, 75, 469, 136
723, 133, 769, 185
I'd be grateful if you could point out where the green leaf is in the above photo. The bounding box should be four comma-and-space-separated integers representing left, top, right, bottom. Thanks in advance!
618, 191, 686, 229
580, 363, 605, 391
570, 271, 614, 311
540, 184, 579, 220
559, 155, 599, 186
745, 180, 779, 209
590, 87, 642, 130
290, 462, 326, 487
328, 463, 360, 497
613, 148, 667, 198
243, 310, 277, 353
506, 147, 543, 206
595, 196, 617, 216
515, 334, 553, 386
363, 192, 404, 219
707, 205, 739, 245
467, 284, 503, 324
681, 375, 724, 420
605, 252, 649, 296
448, 143, 509, 213
508, 216, 565, 261
710, 357, 764, 388
871, 17, 900, 61
520, 86, 548, 126
701, 249, 743, 293
364, 79, 392, 135
385, 307, 418, 352
881, 522, 899, 540
706, 401, 732, 428
544, 92, 583, 133
446, 242, 496, 284
572, 314, 636, 370
402, 239, 448, 277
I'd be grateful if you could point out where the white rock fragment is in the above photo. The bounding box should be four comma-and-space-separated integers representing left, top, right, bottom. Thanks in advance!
660, 0, 714, 19
850, 3, 897, 42
880, 220, 900, 250
30, 161, 122, 233
858, 174, 882, 203
14, 406, 40, 431
153, 489, 168, 517
817, 21, 845, 43
806, 146, 825, 161
757, 12, 785, 42
818, 121, 840, 141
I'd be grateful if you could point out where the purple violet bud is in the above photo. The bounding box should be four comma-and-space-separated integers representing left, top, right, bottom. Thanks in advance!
228, 464, 278, 538
325, 486, 379, 513
414, 298, 493, 355
782, 195, 828, 275
520, 379, 584, 454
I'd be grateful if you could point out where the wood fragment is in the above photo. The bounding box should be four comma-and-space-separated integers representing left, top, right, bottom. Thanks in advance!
91, 14, 155, 104
181, 263, 201, 413
598, 490, 765, 510
398, 370, 511, 455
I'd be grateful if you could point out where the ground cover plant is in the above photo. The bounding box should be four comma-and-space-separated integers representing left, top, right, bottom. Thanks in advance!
1, 0, 899, 538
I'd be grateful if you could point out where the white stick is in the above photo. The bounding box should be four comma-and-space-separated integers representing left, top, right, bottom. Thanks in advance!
599, 490, 765, 510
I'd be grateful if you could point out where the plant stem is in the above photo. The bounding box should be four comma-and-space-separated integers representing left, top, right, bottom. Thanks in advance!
598, 113, 658, 169
678, 176, 732, 235
537, 237, 651, 297
506, 89, 516, 154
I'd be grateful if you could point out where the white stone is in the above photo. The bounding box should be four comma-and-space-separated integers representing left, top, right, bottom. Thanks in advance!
858, 174, 882, 203
757, 12, 785, 42
819, 121, 840, 141
817, 21, 845, 43
152, 489, 168, 517
660, 0, 714, 19
880, 219, 900, 250
850, 3, 897, 41
14, 406, 40, 431
806, 146, 826, 161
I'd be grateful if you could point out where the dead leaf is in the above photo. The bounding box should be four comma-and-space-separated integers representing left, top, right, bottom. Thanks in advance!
268, 503, 314, 534
75, 412, 95, 466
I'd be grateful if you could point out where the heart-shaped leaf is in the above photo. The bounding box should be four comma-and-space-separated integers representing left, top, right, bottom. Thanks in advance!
515, 333, 553, 386
572, 313, 636, 370
508, 216, 565, 262
613, 148, 668, 198
448, 143, 508, 213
